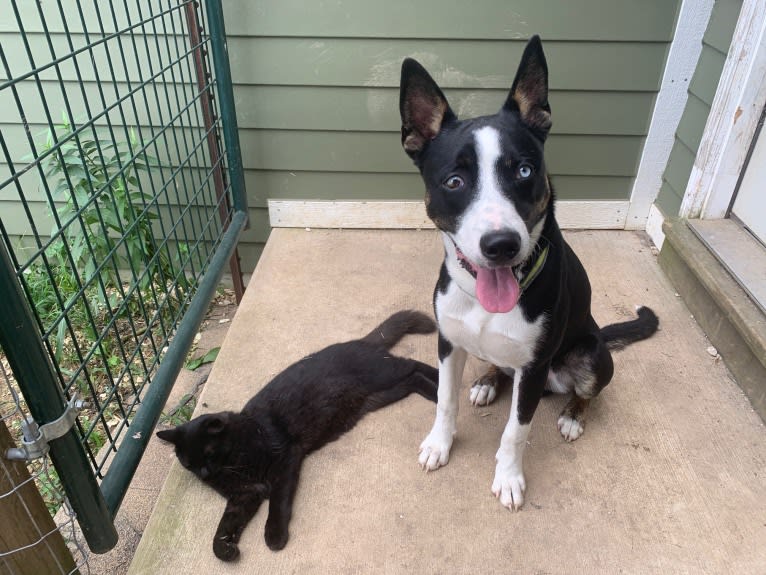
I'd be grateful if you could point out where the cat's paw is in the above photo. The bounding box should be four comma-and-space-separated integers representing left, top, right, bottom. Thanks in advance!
265, 521, 289, 551
213, 537, 240, 562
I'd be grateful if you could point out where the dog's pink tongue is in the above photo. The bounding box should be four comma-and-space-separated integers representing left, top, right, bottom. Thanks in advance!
475, 267, 520, 313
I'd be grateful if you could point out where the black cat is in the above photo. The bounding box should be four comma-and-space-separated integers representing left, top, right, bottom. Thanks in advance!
156, 310, 439, 561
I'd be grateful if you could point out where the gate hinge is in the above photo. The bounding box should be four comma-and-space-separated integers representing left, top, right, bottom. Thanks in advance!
4, 393, 87, 461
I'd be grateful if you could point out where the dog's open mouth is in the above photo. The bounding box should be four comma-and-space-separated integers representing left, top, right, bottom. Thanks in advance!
454, 245, 521, 314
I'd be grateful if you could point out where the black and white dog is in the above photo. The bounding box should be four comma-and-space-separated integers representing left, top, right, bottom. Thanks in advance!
399, 36, 659, 510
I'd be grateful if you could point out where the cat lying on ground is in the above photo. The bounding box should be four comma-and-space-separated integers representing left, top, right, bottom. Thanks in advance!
157, 310, 438, 561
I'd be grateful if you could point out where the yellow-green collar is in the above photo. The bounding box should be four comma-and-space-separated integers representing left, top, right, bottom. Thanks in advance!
519, 244, 549, 292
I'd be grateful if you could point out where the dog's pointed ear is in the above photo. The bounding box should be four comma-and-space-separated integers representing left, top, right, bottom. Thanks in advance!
399, 58, 456, 160
503, 35, 552, 140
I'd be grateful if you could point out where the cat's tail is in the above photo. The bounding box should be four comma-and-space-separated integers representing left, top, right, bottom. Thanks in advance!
361, 310, 436, 349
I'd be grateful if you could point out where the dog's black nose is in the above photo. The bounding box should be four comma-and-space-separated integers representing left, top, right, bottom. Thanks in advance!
480, 231, 521, 263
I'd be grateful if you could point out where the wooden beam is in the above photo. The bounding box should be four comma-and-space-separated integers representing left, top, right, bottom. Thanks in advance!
268, 200, 629, 230
0, 420, 78, 575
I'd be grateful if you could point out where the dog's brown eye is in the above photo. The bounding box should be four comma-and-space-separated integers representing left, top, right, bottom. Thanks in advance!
518, 164, 533, 179
444, 175, 464, 190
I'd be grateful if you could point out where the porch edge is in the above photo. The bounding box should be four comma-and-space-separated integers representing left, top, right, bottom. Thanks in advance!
659, 218, 766, 422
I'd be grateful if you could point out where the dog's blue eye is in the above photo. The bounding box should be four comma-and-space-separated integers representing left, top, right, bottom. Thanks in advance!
444, 175, 464, 190
518, 164, 533, 179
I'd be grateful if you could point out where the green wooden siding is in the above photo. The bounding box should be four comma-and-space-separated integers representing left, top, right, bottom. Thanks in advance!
228, 0, 679, 262
2, 0, 681, 271
656, 0, 743, 218
223, 0, 678, 41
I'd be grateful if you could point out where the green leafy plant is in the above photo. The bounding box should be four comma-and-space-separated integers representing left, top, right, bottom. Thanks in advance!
41, 115, 177, 299
185, 347, 220, 371
78, 414, 106, 453
160, 393, 197, 426
33, 464, 64, 516
16, 116, 194, 459
26, 116, 192, 366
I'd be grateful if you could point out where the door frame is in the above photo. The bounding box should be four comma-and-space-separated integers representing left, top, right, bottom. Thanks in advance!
626, 0, 714, 230
679, 0, 766, 220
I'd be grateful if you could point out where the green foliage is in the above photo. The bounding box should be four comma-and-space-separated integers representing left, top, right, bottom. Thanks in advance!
41, 115, 174, 299
78, 414, 106, 453
34, 464, 64, 516
185, 347, 220, 371
18, 115, 192, 459
160, 393, 197, 426
23, 116, 191, 363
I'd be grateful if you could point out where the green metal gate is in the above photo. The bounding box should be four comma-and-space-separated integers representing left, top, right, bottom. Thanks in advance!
0, 0, 247, 557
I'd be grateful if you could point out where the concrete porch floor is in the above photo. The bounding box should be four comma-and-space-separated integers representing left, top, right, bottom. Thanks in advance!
129, 228, 766, 574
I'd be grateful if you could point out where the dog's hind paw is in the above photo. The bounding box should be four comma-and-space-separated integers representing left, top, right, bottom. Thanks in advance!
470, 366, 512, 406
469, 381, 497, 406
557, 413, 584, 442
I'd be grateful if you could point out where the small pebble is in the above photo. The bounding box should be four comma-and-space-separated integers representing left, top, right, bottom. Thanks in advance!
706, 346, 718, 357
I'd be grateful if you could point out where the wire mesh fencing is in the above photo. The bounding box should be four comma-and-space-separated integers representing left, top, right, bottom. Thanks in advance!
0, 0, 247, 563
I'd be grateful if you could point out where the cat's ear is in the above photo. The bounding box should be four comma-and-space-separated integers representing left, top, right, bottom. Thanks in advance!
156, 428, 180, 444
204, 414, 228, 435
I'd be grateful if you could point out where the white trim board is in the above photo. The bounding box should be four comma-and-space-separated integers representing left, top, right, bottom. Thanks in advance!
268, 200, 629, 230
681, 0, 766, 219
645, 204, 666, 250
627, 0, 714, 230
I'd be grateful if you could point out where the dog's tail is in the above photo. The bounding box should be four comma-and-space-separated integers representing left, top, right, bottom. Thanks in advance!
361, 310, 436, 349
601, 306, 659, 351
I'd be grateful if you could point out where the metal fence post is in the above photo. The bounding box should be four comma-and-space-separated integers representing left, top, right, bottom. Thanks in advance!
204, 0, 249, 218
0, 241, 118, 553
185, 1, 246, 302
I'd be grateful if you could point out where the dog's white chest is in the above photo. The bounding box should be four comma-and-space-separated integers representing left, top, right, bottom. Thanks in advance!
436, 281, 545, 369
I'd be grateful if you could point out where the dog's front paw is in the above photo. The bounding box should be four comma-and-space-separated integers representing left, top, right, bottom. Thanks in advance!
491, 464, 526, 511
557, 413, 584, 442
418, 431, 453, 471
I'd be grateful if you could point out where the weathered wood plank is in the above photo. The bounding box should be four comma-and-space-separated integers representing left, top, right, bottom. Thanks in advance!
239, 131, 644, 176
223, 0, 678, 41
689, 219, 766, 315
0, 83, 658, 136
267, 199, 628, 230
0, 421, 77, 575
227, 38, 668, 91
4, 0, 680, 41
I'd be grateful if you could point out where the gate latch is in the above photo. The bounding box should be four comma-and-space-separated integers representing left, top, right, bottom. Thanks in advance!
4, 393, 87, 461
